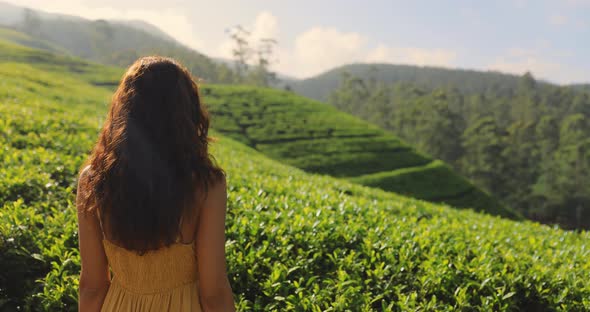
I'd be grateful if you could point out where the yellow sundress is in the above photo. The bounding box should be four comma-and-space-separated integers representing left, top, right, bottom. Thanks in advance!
100, 238, 201, 311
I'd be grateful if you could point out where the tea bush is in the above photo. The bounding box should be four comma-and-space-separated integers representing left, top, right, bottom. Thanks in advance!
0, 38, 514, 216
1, 40, 588, 311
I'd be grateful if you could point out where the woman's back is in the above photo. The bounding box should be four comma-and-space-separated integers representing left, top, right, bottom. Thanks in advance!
99, 209, 202, 311
100, 238, 201, 311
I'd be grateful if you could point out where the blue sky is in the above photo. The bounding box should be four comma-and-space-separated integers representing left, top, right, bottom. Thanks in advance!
5, 0, 590, 83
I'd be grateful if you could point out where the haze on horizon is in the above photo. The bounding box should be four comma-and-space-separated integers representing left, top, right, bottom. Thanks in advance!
3, 0, 589, 84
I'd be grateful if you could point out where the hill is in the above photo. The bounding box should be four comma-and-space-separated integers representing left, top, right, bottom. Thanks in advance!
289, 63, 541, 102
0, 26, 514, 217
1, 39, 589, 311
323, 68, 590, 230
110, 19, 178, 42
0, 2, 236, 83
201, 84, 515, 218
571, 83, 590, 92
0, 34, 514, 220
0, 25, 65, 53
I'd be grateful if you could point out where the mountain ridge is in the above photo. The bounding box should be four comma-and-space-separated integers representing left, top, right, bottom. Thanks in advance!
0, 2, 235, 83
287, 62, 564, 102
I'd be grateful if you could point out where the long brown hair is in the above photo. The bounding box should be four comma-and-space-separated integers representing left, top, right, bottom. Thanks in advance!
79, 56, 224, 254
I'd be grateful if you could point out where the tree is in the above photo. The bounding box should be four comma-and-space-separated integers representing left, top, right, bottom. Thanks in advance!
533, 114, 590, 228
461, 117, 508, 197
535, 115, 560, 157
249, 38, 278, 86
512, 72, 541, 123
414, 90, 465, 164
541, 140, 590, 228
365, 83, 392, 127
226, 25, 252, 82
503, 120, 538, 210
571, 92, 590, 117
530, 115, 561, 216
226, 25, 279, 86
22, 8, 41, 37
328, 72, 370, 115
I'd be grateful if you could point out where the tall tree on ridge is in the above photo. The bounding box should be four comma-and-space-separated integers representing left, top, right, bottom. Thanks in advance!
226, 25, 252, 83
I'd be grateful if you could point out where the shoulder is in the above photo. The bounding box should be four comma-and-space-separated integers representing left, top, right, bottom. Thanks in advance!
206, 173, 227, 203
190, 171, 226, 212
212, 172, 226, 190
201, 173, 227, 204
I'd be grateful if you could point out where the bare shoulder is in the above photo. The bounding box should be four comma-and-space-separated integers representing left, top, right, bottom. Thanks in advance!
200, 173, 227, 207
211, 172, 227, 193
204, 173, 227, 204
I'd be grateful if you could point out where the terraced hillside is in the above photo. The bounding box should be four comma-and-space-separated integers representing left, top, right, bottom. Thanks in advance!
202, 85, 516, 218
0, 33, 122, 87
0, 35, 514, 218
1, 39, 589, 311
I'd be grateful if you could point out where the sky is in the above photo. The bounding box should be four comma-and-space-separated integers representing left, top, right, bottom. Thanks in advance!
4, 0, 590, 84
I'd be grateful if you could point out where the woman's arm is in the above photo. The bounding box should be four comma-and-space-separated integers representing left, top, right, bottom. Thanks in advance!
77, 167, 111, 312
196, 175, 236, 312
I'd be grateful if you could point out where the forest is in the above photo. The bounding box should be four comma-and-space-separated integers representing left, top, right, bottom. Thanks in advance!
328, 70, 590, 229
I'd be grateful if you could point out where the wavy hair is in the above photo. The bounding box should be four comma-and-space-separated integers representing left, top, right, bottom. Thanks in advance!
79, 56, 224, 254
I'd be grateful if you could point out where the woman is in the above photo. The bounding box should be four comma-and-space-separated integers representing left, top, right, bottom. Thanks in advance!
75, 56, 236, 311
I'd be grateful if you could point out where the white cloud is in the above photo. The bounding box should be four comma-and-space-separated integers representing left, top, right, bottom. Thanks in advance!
250, 11, 279, 41
366, 44, 456, 67
275, 28, 456, 78
286, 27, 366, 77
217, 39, 234, 60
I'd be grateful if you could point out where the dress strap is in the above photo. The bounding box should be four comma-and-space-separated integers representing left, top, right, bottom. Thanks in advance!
175, 214, 185, 243
176, 211, 200, 245
96, 208, 106, 240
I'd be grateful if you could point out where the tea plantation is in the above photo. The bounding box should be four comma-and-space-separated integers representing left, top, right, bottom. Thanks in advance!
0, 30, 516, 218
1, 39, 589, 311
0, 31, 515, 218
201, 85, 515, 218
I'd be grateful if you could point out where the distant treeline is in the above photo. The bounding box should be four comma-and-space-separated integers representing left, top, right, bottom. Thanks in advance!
329, 71, 590, 230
